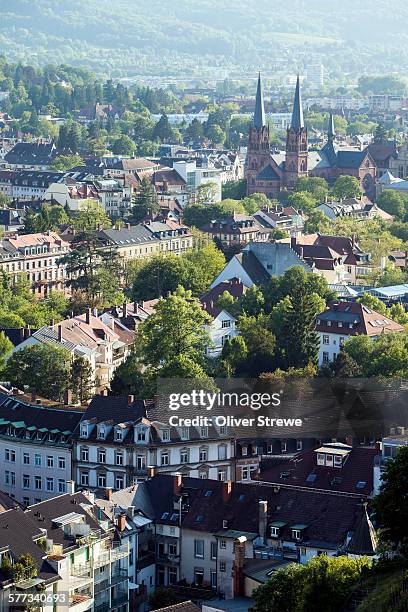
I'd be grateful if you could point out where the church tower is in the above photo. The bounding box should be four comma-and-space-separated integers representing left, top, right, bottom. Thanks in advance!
246, 73, 271, 195
284, 76, 308, 188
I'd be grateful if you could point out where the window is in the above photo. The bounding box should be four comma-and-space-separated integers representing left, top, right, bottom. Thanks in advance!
23, 453, 30, 465
271, 526, 279, 537
5, 449, 15, 462
211, 571, 217, 589
168, 567, 178, 584
325, 454, 333, 466
281, 441, 287, 453
162, 429, 170, 441
137, 454, 146, 470
292, 529, 301, 540
46, 477, 54, 492
98, 449, 106, 464
194, 568, 204, 586
194, 540, 204, 559
218, 470, 226, 482
317, 453, 325, 466
114, 429, 123, 442
46, 456, 54, 468
80, 472, 89, 487
137, 429, 146, 442
296, 440, 303, 451
323, 334, 329, 345
220, 539, 226, 549
23, 497, 30, 506
58, 479, 66, 493
219, 424, 227, 435
220, 561, 226, 572
80, 447, 89, 462
242, 466, 252, 481
200, 427, 208, 438
218, 445, 227, 460
115, 474, 124, 489
334, 455, 342, 467
58, 457, 66, 469
97, 426, 106, 440
339, 336, 346, 348
222, 320, 231, 328
115, 451, 124, 466
34, 454, 41, 467
23, 475, 30, 489
161, 451, 169, 466
98, 474, 106, 488
168, 543, 177, 556
267, 443, 273, 454
34, 476, 42, 490
322, 351, 329, 365
199, 447, 208, 462
180, 449, 189, 464
181, 427, 190, 440
80, 424, 88, 438
211, 541, 217, 559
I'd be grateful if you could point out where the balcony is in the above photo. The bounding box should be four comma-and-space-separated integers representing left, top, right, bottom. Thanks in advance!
94, 603, 110, 612
93, 550, 111, 568
111, 568, 128, 586
94, 578, 110, 593
70, 563, 91, 577
111, 543, 129, 561
111, 592, 128, 607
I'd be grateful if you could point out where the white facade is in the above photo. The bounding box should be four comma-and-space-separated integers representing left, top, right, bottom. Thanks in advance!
318, 330, 349, 367
206, 310, 239, 358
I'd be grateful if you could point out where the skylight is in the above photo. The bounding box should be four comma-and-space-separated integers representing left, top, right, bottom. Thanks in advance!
204, 490, 212, 497
306, 473, 317, 483
356, 481, 366, 489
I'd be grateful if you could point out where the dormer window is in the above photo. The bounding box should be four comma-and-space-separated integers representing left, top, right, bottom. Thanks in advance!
137, 428, 147, 442
80, 424, 88, 439
327, 321, 332, 327
292, 529, 301, 540
271, 526, 280, 537
115, 429, 123, 442
181, 427, 190, 440
334, 455, 343, 467
162, 429, 170, 441
200, 427, 208, 438
97, 426, 106, 440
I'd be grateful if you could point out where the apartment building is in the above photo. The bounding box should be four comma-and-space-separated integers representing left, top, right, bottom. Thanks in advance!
0, 231, 70, 295
0, 491, 130, 612
0, 392, 81, 506
73, 394, 235, 491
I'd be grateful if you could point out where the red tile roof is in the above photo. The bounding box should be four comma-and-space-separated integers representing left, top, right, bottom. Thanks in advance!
316, 301, 404, 337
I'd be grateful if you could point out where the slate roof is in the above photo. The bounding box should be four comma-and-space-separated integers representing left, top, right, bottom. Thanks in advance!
260, 445, 378, 496
316, 301, 404, 337
201, 279, 247, 306
257, 164, 281, 181
291, 76, 304, 130
5, 142, 57, 166
99, 225, 158, 246
254, 73, 266, 130
235, 251, 271, 285
80, 395, 146, 426
346, 505, 377, 555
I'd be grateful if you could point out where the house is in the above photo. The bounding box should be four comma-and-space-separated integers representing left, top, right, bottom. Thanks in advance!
253, 205, 304, 236
99, 222, 193, 259
11, 170, 64, 200
260, 442, 379, 496
0, 169, 18, 197
0, 231, 70, 296
373, 430, 408, 494
316, 197, 393, 222
201, 300, 239, 358
42, 178, 100, 211
367, 142, 397, 178
210, 242, 312, 289
201, 278, 248, 306
73, 394, 235, 491
316, 301, 405, 367
12, 309, 129, 391
106, 300, 159, 331
0, 207, 26, 233
0, 392, 81, 506
201, 215, 262, 246
103, 157, 159, 178
0, 491, 130, 612
4, 142, 57, 170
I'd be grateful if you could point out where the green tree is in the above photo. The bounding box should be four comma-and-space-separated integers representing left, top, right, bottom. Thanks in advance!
182, 242, 226, 295
130, 177, 160, 223
220, 335, 248, 376
286, 191, 317, 213
377, 191, 407, 219
357, 293, 388, 315
50, 154, 84, 171
252, 563, 306, 611
152, 113, 174, 142
332, 175, 362, 200
304, 209, 329, 234
5, 344, 70, 400
294, 177, 329, 204
222, 179, 246, 200
70, 357, 94, 404
343, 333, 408, 378
138, 287, 210, 370
110, 134, 136, 156
373, 445, 408, 555
131, 254, 188, 301
72, 200, 111, 232
0, 331, 13, 373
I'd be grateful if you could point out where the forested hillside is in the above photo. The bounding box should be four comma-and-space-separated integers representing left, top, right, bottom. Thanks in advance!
1, 0, 408, 76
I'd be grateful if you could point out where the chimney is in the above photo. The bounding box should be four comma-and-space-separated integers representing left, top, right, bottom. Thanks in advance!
290, 236, 297, 249
258, 500, 268, 544
128, 394, 135, 405
66, 480, 75, 495
122, 302, 128, 317
222, 481, 233, 503
233, 536, 247, 597
57, 324, 63, 342
64, 389, 73, 405
118, 512, 126, 532
298, 245, 303, 259
86, 307, 91, 324
147, 466, 156, 479
127, 506, 135, 519
173, 473, 183, 496
134, 302, 139, 315
352, 234, 356, 250
93, 307, 98, 317
105, 488, 113, 502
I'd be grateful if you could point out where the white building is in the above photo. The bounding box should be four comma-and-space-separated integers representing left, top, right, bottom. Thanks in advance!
0, 393, 81, 506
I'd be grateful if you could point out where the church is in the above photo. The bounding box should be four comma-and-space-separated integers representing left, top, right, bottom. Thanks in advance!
245, 74, 377, 199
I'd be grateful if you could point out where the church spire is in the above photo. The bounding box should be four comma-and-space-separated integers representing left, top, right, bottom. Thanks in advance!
291, 75, 304, 130
328, 112, 336, 141
254, 72, 266, 129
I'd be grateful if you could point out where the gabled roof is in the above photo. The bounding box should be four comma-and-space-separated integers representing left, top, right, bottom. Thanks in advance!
316, 301, 404, 336
257, 164, 281, 181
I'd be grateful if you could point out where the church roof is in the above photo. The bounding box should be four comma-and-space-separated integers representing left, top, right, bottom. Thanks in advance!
346, 506, 377, 556
257, 164, 280, 181
328, 113, 336, 140
336, 149, 369, 169
291, 76, 304, 130
254, 73, 266, 129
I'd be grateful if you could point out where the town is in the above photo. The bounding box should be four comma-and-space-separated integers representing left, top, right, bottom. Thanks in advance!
0, 5, 408, 612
